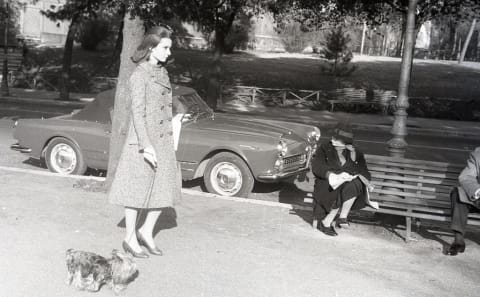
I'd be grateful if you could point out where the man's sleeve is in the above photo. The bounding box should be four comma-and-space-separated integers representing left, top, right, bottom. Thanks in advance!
459, 148, 480, 199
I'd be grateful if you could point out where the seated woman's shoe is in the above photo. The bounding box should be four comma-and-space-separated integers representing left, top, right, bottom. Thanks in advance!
137, 232, 163, 256
336, 218, 350, 228
446, 242, 466, 256
122, 241, 149, 258
317, 223, 338, 236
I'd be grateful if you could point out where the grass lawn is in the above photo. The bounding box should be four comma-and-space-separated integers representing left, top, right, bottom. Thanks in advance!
23, 46, 480, 103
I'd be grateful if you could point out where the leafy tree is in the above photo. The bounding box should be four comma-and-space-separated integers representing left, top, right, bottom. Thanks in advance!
0, 0, 22, 96
170, 0, 275, 109
320, 27, 356, 76
42, 0, 106, 100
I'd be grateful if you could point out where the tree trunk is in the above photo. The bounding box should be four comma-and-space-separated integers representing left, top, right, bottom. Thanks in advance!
59, 16, 79, 100
105, 12, 144, 188
448, 19, 456, 59
360, 22, 367, 55
459, 19, 477, 64
111, 4, 125, 66
1, 1, 9, 96
206, 28, 226, 110
396, 13, 407, 57
388, 0, 418, 157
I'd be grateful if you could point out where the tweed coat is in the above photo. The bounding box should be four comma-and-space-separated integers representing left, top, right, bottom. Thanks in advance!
311, 140, 371, 217
456, 147, 480, 208
108, 62, 181, 209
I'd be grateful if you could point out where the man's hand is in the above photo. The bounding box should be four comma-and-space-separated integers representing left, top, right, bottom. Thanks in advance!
143, 146, 157, 169
474, 188, 480, 201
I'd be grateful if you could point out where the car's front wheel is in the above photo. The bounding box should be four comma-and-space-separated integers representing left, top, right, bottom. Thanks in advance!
204, 152, 254, 198
45, 137, 87, 175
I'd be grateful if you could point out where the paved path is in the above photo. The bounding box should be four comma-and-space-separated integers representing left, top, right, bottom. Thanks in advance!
0, 168, 480, 297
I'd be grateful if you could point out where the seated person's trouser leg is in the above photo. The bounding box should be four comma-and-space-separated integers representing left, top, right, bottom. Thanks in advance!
450, 188, 470, 235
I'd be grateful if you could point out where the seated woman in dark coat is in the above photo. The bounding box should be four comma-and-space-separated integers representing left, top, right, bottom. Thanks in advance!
311, 125, 374, 236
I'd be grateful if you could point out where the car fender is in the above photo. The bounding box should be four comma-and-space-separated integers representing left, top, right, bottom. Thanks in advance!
192, 146, 253, 180
41, 132, 84, 159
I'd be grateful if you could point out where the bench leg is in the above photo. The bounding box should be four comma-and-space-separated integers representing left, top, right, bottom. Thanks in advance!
405, 216, 412, 242
312, 218, 318, 229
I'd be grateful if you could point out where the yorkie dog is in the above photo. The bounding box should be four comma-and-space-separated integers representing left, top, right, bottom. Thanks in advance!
66, 248, 138, 294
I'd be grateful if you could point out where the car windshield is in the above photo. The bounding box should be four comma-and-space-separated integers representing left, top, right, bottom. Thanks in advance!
175, 92, 214, 119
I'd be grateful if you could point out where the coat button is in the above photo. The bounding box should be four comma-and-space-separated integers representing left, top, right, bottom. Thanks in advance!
168, 118, 172, 122
160, 133, 164, 137
160, 105, 165, 110
168, 131, 173, 136
160, 120, 164, 124
161, 91, 166, 95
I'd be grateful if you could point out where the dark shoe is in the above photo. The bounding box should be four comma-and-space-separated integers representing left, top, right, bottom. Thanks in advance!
446, 242, 466, 256
336, 218, 350, 228
137, 232, 163, 256
122, 241, 149, 258
317, 223, 338, 236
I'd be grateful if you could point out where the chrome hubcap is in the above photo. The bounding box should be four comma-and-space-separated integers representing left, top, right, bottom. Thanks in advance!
50, 143, 77, 174
210, 162, 243, 196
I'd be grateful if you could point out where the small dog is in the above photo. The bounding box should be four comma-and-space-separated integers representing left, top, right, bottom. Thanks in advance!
66, 248, 138, 294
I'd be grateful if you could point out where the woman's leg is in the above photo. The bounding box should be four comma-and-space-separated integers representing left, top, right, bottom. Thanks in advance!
322, 208, 339, 227
138, 209, 162, 247
339, 196, 357, 219
124, 207, 143, 252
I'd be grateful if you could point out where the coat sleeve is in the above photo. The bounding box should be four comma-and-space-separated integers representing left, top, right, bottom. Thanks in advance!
129, 70, 152, 151
459, 148, 480, 199
356, 150, 371, 181
311, 143, 333, 180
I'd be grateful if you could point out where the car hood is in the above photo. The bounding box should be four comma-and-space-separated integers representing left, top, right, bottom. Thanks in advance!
196, 113, 306, 142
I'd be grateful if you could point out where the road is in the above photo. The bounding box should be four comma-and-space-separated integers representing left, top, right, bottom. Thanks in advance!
1, 100, 479, 204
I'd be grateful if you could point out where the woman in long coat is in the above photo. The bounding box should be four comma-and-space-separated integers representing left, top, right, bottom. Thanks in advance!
109, 25, 181, 258
311, 126, 372, 236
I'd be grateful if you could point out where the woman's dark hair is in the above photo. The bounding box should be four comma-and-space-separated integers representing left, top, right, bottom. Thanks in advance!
131, 25, 172, 63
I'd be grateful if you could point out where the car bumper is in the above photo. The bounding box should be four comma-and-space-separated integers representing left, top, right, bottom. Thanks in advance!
10, 143, 32, 153
257, 167, 310, 182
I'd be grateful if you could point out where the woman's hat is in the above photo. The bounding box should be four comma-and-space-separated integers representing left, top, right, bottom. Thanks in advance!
332, 125, 354, 144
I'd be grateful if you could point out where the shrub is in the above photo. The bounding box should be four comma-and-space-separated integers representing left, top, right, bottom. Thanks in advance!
320, 27, 356, 76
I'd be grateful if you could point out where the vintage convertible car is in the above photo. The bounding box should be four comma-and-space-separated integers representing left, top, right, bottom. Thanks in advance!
12, 84, 320, 197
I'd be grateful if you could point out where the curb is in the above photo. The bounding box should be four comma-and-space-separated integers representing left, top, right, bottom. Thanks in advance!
0, 165, 311, 211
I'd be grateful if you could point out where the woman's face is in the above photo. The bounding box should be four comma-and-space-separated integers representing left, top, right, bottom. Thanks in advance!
331, 137, 346, 147
151, 38, 172, 62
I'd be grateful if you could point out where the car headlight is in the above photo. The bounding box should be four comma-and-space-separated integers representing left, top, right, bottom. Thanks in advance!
276, 139, 288, 156
308, 127, 321, 143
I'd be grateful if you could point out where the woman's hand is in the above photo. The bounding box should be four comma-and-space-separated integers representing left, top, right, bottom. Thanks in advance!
143, 146, 157, 169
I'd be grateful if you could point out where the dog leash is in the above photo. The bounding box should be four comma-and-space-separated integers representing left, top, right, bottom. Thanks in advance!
125, 166, 156, 244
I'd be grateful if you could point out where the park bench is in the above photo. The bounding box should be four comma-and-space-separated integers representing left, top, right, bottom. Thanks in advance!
327, 88, 397, 114
0, 46, 24, 84
306, 154, 480, 241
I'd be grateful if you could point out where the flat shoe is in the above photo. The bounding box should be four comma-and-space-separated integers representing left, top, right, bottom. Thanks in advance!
336, 218, 350, 228
317, 223, 338, 236
122, 241, 149, 258
137, 232, 163, 256
446, 242, 465, 256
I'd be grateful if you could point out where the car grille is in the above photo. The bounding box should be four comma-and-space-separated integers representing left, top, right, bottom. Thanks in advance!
284, 154, 306, 168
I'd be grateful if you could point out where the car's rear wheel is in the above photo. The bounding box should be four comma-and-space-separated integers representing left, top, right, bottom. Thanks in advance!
45, 137, 87, 175
204, 152, 254, 198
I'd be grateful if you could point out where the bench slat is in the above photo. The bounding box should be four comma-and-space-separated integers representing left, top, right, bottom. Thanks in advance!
364, 207, 480, 225
366, 154, 464, 170
371, 173, 458, 186
371, 181, 451, 194
371, 188, 450, 200
367, 160, 463, 174
369, 165, 459, 179
370, 194, 450, 208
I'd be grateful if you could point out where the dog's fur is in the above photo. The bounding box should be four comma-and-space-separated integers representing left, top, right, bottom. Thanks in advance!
66, 249, 138, 294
